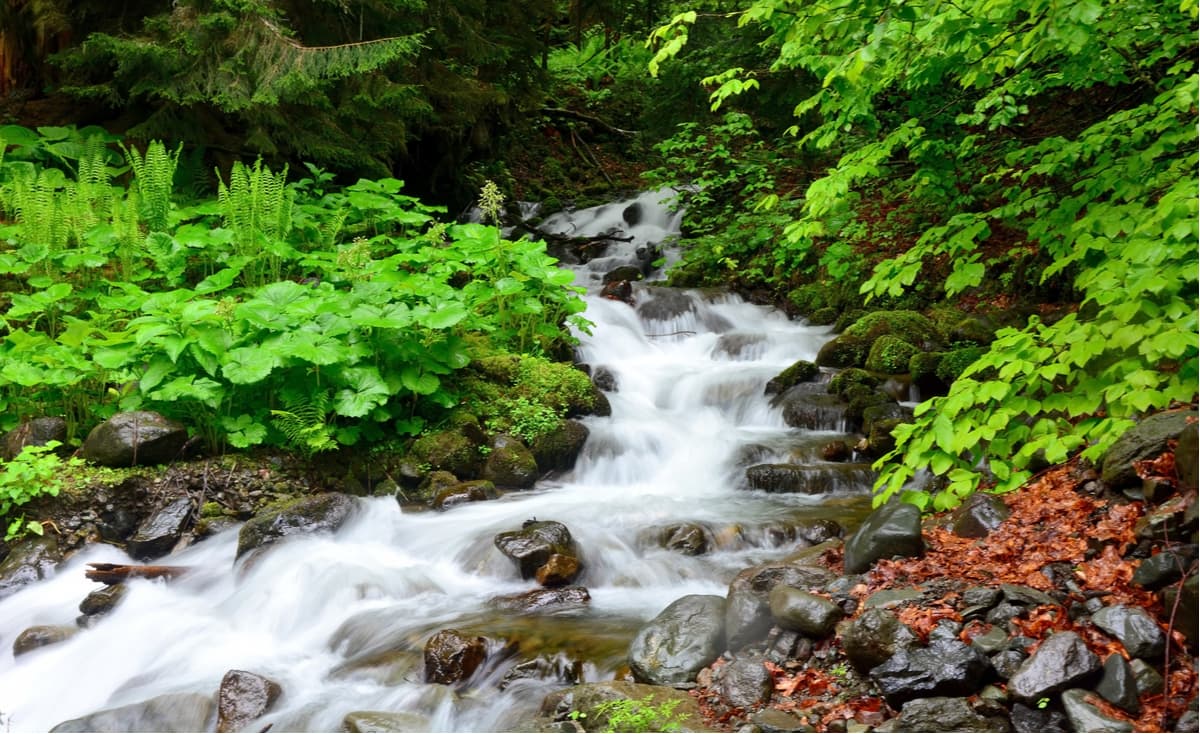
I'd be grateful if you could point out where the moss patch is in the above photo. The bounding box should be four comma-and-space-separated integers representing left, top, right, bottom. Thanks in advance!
865, 335, 921, 374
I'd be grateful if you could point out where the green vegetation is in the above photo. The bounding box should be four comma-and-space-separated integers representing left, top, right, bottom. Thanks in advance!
575, 695, 686, 733
0, 442, 82, 540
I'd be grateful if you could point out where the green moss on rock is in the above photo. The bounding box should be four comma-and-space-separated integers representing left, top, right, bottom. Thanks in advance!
809, 307, 839, 326
828, 368, 879, 398
908, 352, 944, 381
844, 310, 941, 348
409, 430, 480, 478
816, 333, 872, 368
936, 347, 987, 384
765, 360, 820, 395
866, 335, 921, 374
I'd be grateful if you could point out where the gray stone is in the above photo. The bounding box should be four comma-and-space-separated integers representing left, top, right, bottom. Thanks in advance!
432, 480, 496, 511
751, 708, 811, 733
1010, 702, 1069, 733
342, 711, 430, 733
494, 520, 580, 581
236, 493, 356, 559
1000, 584, 1057, 607
1101, 411, 1197, 488
489, 586, 591, 614
712, 655, 774, 709
80, 584, 129, 616
1061, 689, 1134, 732
970, 627, 1010, 656
81, 411, 188, 467
50, 692, 213, 732
1177, 422, 1198, 491
864, 587, 923, 609
744, 463, 871, 494
13, 625, 78, 656
841, 607, 919, 673
1132, 546, 1197, 590
715, 331, 768, 360
768, 586, 844, 638
483, 434, 538, 488
1174, 697, 1199, 733
1129, 658, 1164, 695
1007, 631, 1101, 701
725, 563, 834, 650
216, 669, 282, 732
660, 523, 712, 556
591, 367, 618, 393
1096, 654, 1140, 714
628, 594, 725, 685
1160, 573, 1198, 647
0, 535, 60, 601
499, 655, 582, 691
127, 497, 193, 561
843, 501, 924, 574
893, 697, 1009, 732
1091, 604, 1166, 659
963, 587, 1002, 608
423, 629, 487, 685
950, 493, 1010, 538
985, 601, 1027, 627
989, 650, 1026, 679
771, 383, 853, 432
3, 417, 68, 460
869, 639, 991, 706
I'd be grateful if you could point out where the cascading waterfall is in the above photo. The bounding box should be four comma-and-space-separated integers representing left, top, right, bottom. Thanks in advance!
0, 192, 875, 732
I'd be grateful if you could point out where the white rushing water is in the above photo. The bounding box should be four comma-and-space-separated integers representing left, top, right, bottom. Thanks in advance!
0, 192, 873, 732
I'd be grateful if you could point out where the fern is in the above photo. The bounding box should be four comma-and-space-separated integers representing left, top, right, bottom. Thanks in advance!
123, 140, 181, 231
270, 391, 337, 458
217, 157, 295, 286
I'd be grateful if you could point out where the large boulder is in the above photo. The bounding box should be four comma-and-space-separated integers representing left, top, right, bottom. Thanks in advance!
865, 335, 921, 374
1096, 654, 1140, 714
236, 493, 356, 559
843, 500, 924, 574
215, 669, 282, 733
528, 420, 590, 473
764, 360, 819, 395
494, 520, 581, 585
951, 493, 1011, 538
407, 429, 480, 479
13, 625, 78, 656
711, 655, 774, 709
628, 594, 726, 685
768, 586, 844, 638
771, 383, 852, 431
744, 463, 872, 494
869, 639, 991, 706
725, 563, 834, 650
1061, 689, 1135, 733
81, 411, 188, 467
3, 417, 68, 460
1090, 604, 1166, 660
0, 535, 61, 601
893, 697, 1010, 733
126, 497, 193, 561
1101, 411, 1197, 488
482, 434, 538, 488
841, 607, 920, 673
423, 629, 487, 685
50, 692, 214, 732
1007, 631, 1102, 702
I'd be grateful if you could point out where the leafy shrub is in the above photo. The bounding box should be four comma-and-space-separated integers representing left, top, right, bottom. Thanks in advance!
0, 442, 82, 540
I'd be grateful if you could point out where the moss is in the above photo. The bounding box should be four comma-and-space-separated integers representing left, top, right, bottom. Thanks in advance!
815, 333, 872, 368
844, 310, 941, 348
199, 501, 226, 519
846, 385, 892, 423
408, 430, 480, 478
908, 351, 944, 381
936, 347, 987, 384
865, 335, 921, 374
833, 308, 868, 333
828, 368, 879, 398
765, 360, 819, 395
808, 307, 838, 326
787, 284, 829, 314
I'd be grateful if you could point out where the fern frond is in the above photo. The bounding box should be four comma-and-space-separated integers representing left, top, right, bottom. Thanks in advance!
270, 391, 337, 457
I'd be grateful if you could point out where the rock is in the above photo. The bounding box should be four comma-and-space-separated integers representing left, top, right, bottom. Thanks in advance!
489, 586, 591, 614
1090, 604, 1166, 659
797, 520, 843, 545
628, 594, 725, 685
768, 586, 844, 638
342, 711, 430, 733
821, 441, 852, 462
715, 331, 768, 360
1177, 422, 1198, 491
1133, 545, 1198, 589
765, 360, 819, 395
1010, 702, 1069, 733
893, 697, 1009, 732
423, 629, 487, 685
816, 333, 873, 369
500, 654, 583, 691
1129, 658, 1165, 695
482, 434, 538, 488
535, 553, 581, 586
0, 535, 60, 601
591, 368, 618, 392
712, 655, 773, 709
1007, 631, 1101, 701
869, 639, 991, 706
50, 692, 214, 732
951, 493, 1010, 538
1101, 411, 1197, 488
540, 681, 705, 732
636, 288, 696, 322
745, 463, 873, 494
81, 411, 188, 467
432, 480, 496, 511
968, 627, 1009, 656
843, 501, 924, 574
126, 497, 193, 561
494, 520, 580, 583
999, 584, 1056, 607
603, 265, 643, 283
772, 382, 853, 431
600, 279, 634, 305
1174, 697, 1199, 733
751, 708, 811, 733
408, 429, 480, 479
660, 523, 712, 556
1061, 689, 1135, 732
1096, 654, 1140, 714
841, 608, 919, 672
80, 584, 129, 616
725, 563, 834, 650
235, 493, 356, 559
529, 420, 590, 473
13, 625, 78, 656
864, 588, 923, 609
216, 669, 282, 732
3, 417, 68, 460
865, 335, 920, 374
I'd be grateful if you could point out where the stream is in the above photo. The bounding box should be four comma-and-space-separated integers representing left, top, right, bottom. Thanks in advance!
0, 191, 875, 732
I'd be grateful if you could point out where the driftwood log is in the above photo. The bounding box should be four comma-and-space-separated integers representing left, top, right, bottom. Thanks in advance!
85, 563, 188, 585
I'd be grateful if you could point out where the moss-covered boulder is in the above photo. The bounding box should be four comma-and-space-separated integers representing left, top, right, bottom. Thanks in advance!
866, 335, 921, 374
764, 360, 819, 395
528, 419, 589, 473
936, 347, 987, 383
908, 351, 943, 381
236, 493, 356, 559
816, 333, 873, 368
483, 434, 538, 489
408, 430, 480, 479
866, 418, 908, 458
828, 368, 879, 398
844, 310, 942, 349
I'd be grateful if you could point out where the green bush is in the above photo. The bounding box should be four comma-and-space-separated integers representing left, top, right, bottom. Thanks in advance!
0, 442, 82, 540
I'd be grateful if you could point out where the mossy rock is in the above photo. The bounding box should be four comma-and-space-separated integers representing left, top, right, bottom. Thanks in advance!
845, 385, 893, 427
833, 308, 868, 333
865, 335, 921, 374
844, 310, 942, 349
815, 333, 872, 368
408, 430, 480, 479
936, 347, 987, 384
236, 493, 356, 559
828, 368, 879, 398
528, 419, 590, 473
866, 418, 909, 458
908, 351, 944, 381
483, 434, 539, 488
765, 360, 819, 395
787, 284, 829, 314
948, 315, 998, 345
809, 307, 839, 326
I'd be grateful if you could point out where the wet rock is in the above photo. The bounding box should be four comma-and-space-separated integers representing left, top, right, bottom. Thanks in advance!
216, 669, 282, 732
536, 553, 581, 586
1007, 631, 1101, 701
772, 383, 853, 431
483, 434, 538, 489
0, 535, 61, 601
628, 594, 725, 685
408, 429, 480, 479
841, 608, 919, 672
3, 417, 68, 460
985, 601, 1027, 628
745, 463, 872, 494
494, 520, 580, 583
866, 335, 920, 374
969, 627, 1009, 656
1133, 545, 1197, 590
715, 331, 768, 360
1061, 689, 1134, 732
1177, 422, 1198, 491
500, 655, 583, 690
893, 697, 1009, 732
1000, 583, 1056, 607
798, 520, 843, 545
1010, 702, 1070, 733
712, 655, 773, 709
126, 497, 193, 561
951, 493, 1010, 538
751, 709, 811, 733
1096, 654, 1140, 714
869, 639, 991, 706
963, 586, 1001, 608
541, 681, 705, 732
489, 586, 591, 614
13, 625, 78, 656
432, 480, 496, 511
342, 711, 430, 733
600, 280, 634, 305
1101, 411, 1197, 488
864, 587, 922, 609
765, 360, 819, 395
1130, 658, 1165, 695
236, 492, 356, 559
423, 629, 487, 685
603, 265, 643, 283
768, 586, 844, 638
843, 501, 924, 574
1090, 604, 1166, 659
80, 583, 129, 616
725, 563, 835, 650
816, 333, 873, 369
660, 523, 712, 556
591, 368, 618, 392
636, 289, 696, 322
50, 692, 214, 732
81, 411, 188, 467
821, 441, 852, 462
529, 420, 590, 473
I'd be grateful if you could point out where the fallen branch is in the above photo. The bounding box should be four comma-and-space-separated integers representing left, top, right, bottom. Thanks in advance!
539, 107, 637, 137
86, 563, 188, 585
